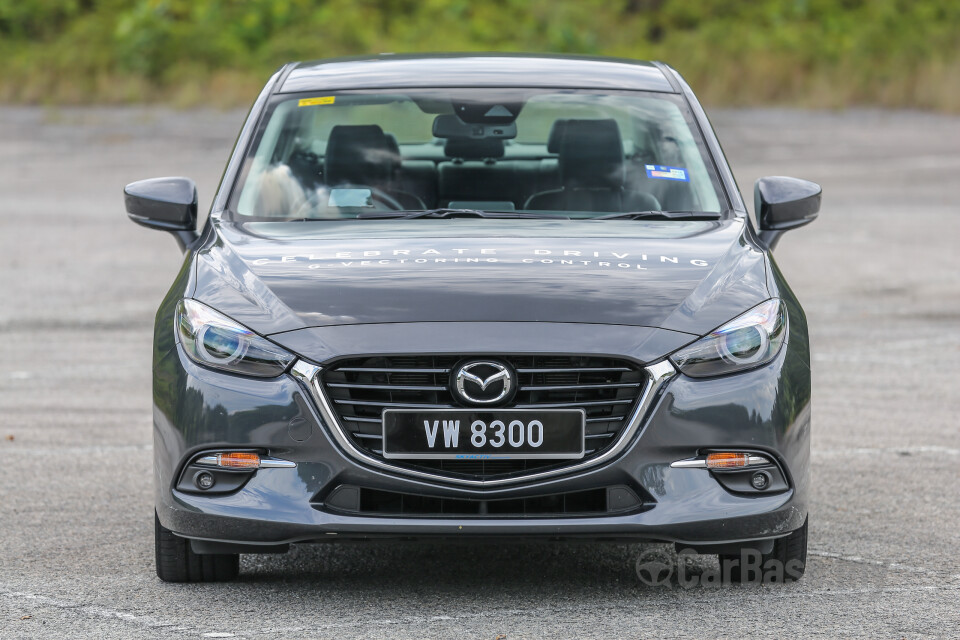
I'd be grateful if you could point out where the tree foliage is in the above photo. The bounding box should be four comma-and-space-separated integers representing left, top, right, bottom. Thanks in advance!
1, 0, 959, 108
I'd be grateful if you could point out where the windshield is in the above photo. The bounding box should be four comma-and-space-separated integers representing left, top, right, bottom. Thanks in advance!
230, 89, 725, 220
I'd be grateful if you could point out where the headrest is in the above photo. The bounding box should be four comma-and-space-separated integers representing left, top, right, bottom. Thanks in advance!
444, 137, 505, 159
383, 132, 400, 155
557, 119, 624, 189
324, 125, 399, 185
546, 119, 571, 154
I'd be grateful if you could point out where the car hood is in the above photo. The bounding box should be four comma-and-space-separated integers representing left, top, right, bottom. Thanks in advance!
193, 217, 770, 342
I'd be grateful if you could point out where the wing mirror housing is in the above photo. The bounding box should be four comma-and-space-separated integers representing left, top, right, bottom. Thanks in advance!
124, 177, 200, 252
755, 176, 821, 250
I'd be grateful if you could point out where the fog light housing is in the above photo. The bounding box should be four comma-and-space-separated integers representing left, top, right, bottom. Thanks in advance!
176, 452, 297, 495
194, 471, 216, 490
751, 470, 771, 490
670, 451, 788, 494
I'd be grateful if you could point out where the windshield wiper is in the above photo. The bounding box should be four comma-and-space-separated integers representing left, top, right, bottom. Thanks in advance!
356, 208, 570, 220
595, 210, 722, 220
282, 209, 716, 222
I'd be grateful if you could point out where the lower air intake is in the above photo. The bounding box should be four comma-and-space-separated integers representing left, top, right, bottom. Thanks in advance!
321, 485, 645, 518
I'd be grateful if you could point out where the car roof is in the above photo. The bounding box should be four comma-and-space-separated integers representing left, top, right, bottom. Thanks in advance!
279, 53, 677, 94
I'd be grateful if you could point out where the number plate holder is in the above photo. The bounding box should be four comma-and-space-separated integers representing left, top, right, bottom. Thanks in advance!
381, 409, 586, 460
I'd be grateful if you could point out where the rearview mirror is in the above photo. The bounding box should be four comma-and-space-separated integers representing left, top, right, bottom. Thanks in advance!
755, 176, 821, 249
124, 177, 199, 252
432, 114, 517, 139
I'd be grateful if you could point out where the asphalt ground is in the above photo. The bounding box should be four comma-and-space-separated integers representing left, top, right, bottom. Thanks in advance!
1, 106, 958, 639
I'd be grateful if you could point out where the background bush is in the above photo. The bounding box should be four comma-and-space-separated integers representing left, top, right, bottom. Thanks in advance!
1, 0, 959, 109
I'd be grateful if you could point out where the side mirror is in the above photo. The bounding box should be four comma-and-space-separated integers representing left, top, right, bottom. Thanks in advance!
124, 177, 199, 252
755, 176, 821, 249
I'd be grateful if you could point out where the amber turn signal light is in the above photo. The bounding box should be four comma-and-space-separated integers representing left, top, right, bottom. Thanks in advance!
705, 452, 751, 469
217, 452, 261, 469
194, 451, 297, 469
671, 451, 773, 470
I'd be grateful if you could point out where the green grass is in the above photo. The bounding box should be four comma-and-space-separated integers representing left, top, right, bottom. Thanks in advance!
2, 0, 960, 110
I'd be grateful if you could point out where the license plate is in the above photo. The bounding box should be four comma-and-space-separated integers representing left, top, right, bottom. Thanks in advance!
382, 409, 585, 460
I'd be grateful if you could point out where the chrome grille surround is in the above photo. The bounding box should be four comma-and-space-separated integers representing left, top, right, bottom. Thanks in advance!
292, 358, 676, 487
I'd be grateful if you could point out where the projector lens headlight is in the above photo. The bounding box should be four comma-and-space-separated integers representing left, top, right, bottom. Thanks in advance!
718, 325, 767, 365
176, 299, 294, 377
671, 299, 786, 377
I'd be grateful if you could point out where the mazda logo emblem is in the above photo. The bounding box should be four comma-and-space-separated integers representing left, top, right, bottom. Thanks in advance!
452, 361, 515, 405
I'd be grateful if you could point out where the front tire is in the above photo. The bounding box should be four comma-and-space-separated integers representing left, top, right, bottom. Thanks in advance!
720, 517, 808, 583
155, 512, 239, 582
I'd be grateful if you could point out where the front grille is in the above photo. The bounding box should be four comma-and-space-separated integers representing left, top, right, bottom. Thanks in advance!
320, 355, 647, 480
320, 484, 646, 518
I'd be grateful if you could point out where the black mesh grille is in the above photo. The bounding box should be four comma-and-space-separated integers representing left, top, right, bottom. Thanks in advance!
320, 355, 647, 480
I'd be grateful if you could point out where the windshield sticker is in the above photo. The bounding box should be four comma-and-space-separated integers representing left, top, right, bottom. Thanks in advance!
645, 165, 689, 182
298, 96, 335, 107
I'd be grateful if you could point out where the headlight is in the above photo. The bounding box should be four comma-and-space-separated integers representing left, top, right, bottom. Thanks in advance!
176, 299, 295, 377
670, 299, 786, 377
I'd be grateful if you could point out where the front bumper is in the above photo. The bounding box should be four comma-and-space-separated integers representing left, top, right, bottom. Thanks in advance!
153, 325, 810, 547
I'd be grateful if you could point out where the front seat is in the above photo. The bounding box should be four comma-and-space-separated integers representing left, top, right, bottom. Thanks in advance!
324, 125, 425, 209
525, 119, 659, 213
